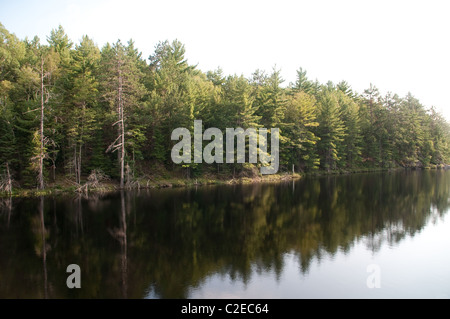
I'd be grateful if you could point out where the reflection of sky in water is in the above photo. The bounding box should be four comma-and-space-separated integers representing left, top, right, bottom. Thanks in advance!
184, 212, 450, 299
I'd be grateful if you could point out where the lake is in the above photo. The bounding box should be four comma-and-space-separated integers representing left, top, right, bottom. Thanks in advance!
1, 170, 449, 299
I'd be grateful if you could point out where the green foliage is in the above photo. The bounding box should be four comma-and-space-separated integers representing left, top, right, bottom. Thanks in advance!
283, 91, 319, 171
315, 88, 346, 170
255, 67, 287, 128
0, 22, 26, 82
0, 100, 16, 166
336, 90, 362, 167
0, 23, 449, 188
292, 67, 313, 94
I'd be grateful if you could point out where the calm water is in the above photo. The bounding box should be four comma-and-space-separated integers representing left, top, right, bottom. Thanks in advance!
1, 170, 450, 299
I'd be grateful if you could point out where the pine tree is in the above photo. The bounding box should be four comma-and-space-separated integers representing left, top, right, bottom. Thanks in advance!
292, 67, 313, 94
429, 107, 450, 164
360, 84, 384, 167
15, 35, 60, 189
283, 91, 320, 171
148, 40, 194, 164
400, 93, 427, 167
0, 22, 25, 82
315, 88, 346, 170
64, 35, 100, 183
336, 90, 362, 168
255, 67, 286, 128
100, 40, 145, 188
0, 85, 16, 170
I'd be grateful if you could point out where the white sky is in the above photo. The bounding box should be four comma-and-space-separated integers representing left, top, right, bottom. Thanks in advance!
1, 0, 449, 119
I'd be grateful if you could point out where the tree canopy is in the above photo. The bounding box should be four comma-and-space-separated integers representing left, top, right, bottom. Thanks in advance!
1, 23, 449, 189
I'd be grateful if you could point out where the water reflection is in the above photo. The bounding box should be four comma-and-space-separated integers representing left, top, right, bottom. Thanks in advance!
0, 170, 449, 298
41, 197, 49, 298
107, 191, 128, 298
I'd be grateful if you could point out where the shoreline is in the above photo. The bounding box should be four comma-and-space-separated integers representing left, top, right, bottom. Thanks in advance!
0, 165, 447, 198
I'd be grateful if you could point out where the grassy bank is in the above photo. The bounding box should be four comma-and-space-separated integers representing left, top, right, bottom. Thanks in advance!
1, 164, 447, 198
0, 171, 302, 198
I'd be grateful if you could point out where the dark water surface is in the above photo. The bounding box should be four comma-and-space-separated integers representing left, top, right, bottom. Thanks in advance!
1, 170, 449, 299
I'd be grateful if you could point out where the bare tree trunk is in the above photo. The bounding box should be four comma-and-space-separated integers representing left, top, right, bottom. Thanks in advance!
118, 62, 125, 189
73, 145, 79, 184
6, 162, 12, 194
39, 57, 45, 190
78, 144, 82, 184
78, 102, 86, 185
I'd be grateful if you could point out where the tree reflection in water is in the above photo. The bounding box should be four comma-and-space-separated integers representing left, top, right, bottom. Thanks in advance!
0, 170, 449, 298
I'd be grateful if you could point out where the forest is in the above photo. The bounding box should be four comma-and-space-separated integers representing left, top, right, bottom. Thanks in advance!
1, 23, 449, 191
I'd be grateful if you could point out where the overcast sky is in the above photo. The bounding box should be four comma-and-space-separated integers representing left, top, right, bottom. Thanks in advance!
1, 0, 449, 119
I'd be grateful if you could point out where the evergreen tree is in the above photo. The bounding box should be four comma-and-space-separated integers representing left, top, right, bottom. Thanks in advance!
148, 40, 194, 164
255, 67, 286, 128
315, 88, 346, 170
360, 84, 383, 167
100, 40, 145, 188
284, 91, 320, 171
292, 67, 313, 94
336, 90, 362, 168
64, 35, 100, 183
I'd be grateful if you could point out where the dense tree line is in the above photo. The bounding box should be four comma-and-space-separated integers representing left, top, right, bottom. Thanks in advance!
1, 23, 449, 189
